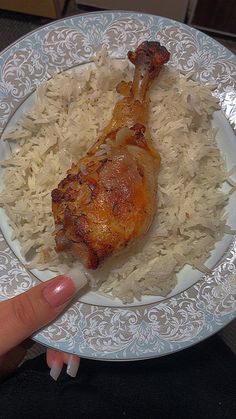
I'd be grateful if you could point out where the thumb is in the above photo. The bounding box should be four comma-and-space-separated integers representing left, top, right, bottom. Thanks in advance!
0, 272, 87, 356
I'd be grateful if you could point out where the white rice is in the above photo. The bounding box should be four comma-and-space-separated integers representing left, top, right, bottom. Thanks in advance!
0, 50, 228, 303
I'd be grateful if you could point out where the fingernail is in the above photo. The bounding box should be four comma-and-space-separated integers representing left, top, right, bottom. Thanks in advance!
50, 360, 63, 381
42, 276, 77, 308
66, 265, 88, 291
66, 355, 80, 378
42, 269, 88, 309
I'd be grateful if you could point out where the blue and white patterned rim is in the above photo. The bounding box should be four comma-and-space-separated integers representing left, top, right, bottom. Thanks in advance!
0, 11, 235, 359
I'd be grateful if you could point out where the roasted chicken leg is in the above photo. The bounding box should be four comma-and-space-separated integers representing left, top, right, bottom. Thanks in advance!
51, 41, 170, 269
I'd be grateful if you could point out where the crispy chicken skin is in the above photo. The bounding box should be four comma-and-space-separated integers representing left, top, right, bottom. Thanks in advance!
51, 41, 170, 269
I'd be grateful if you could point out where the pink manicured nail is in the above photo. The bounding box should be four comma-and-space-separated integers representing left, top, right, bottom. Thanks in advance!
42, 276, 76, 308
43, 268, 88, 309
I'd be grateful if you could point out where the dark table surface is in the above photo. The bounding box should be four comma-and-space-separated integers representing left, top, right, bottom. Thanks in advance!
0, 335, 236, 419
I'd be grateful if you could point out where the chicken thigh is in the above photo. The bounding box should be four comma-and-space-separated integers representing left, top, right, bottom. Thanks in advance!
51, 41, 170, 269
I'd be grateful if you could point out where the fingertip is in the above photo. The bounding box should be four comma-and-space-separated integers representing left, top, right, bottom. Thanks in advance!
50, 359, 63, 381
46, 349, 64, 381
46, 348, 56, 368
66, 355, 80, 378
46, 349, 80, 379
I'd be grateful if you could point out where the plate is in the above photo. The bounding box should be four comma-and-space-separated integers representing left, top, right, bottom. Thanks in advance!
0, 11, 236, 359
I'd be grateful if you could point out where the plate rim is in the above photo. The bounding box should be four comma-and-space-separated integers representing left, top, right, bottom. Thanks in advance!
0, 10, 236, 360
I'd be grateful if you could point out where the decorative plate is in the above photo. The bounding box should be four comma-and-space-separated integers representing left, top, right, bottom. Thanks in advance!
0, 11, 236, 359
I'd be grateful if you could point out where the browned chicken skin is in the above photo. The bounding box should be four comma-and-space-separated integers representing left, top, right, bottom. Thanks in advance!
51, 41, 170, 269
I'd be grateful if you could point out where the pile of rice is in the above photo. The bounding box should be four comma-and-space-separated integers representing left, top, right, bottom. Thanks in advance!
0, 49, 228, 303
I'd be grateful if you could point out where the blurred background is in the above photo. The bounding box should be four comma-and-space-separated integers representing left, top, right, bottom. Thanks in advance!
0, 0, 235, 53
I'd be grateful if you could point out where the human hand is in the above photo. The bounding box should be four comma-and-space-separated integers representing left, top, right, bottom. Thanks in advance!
0, 272, 86, 380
